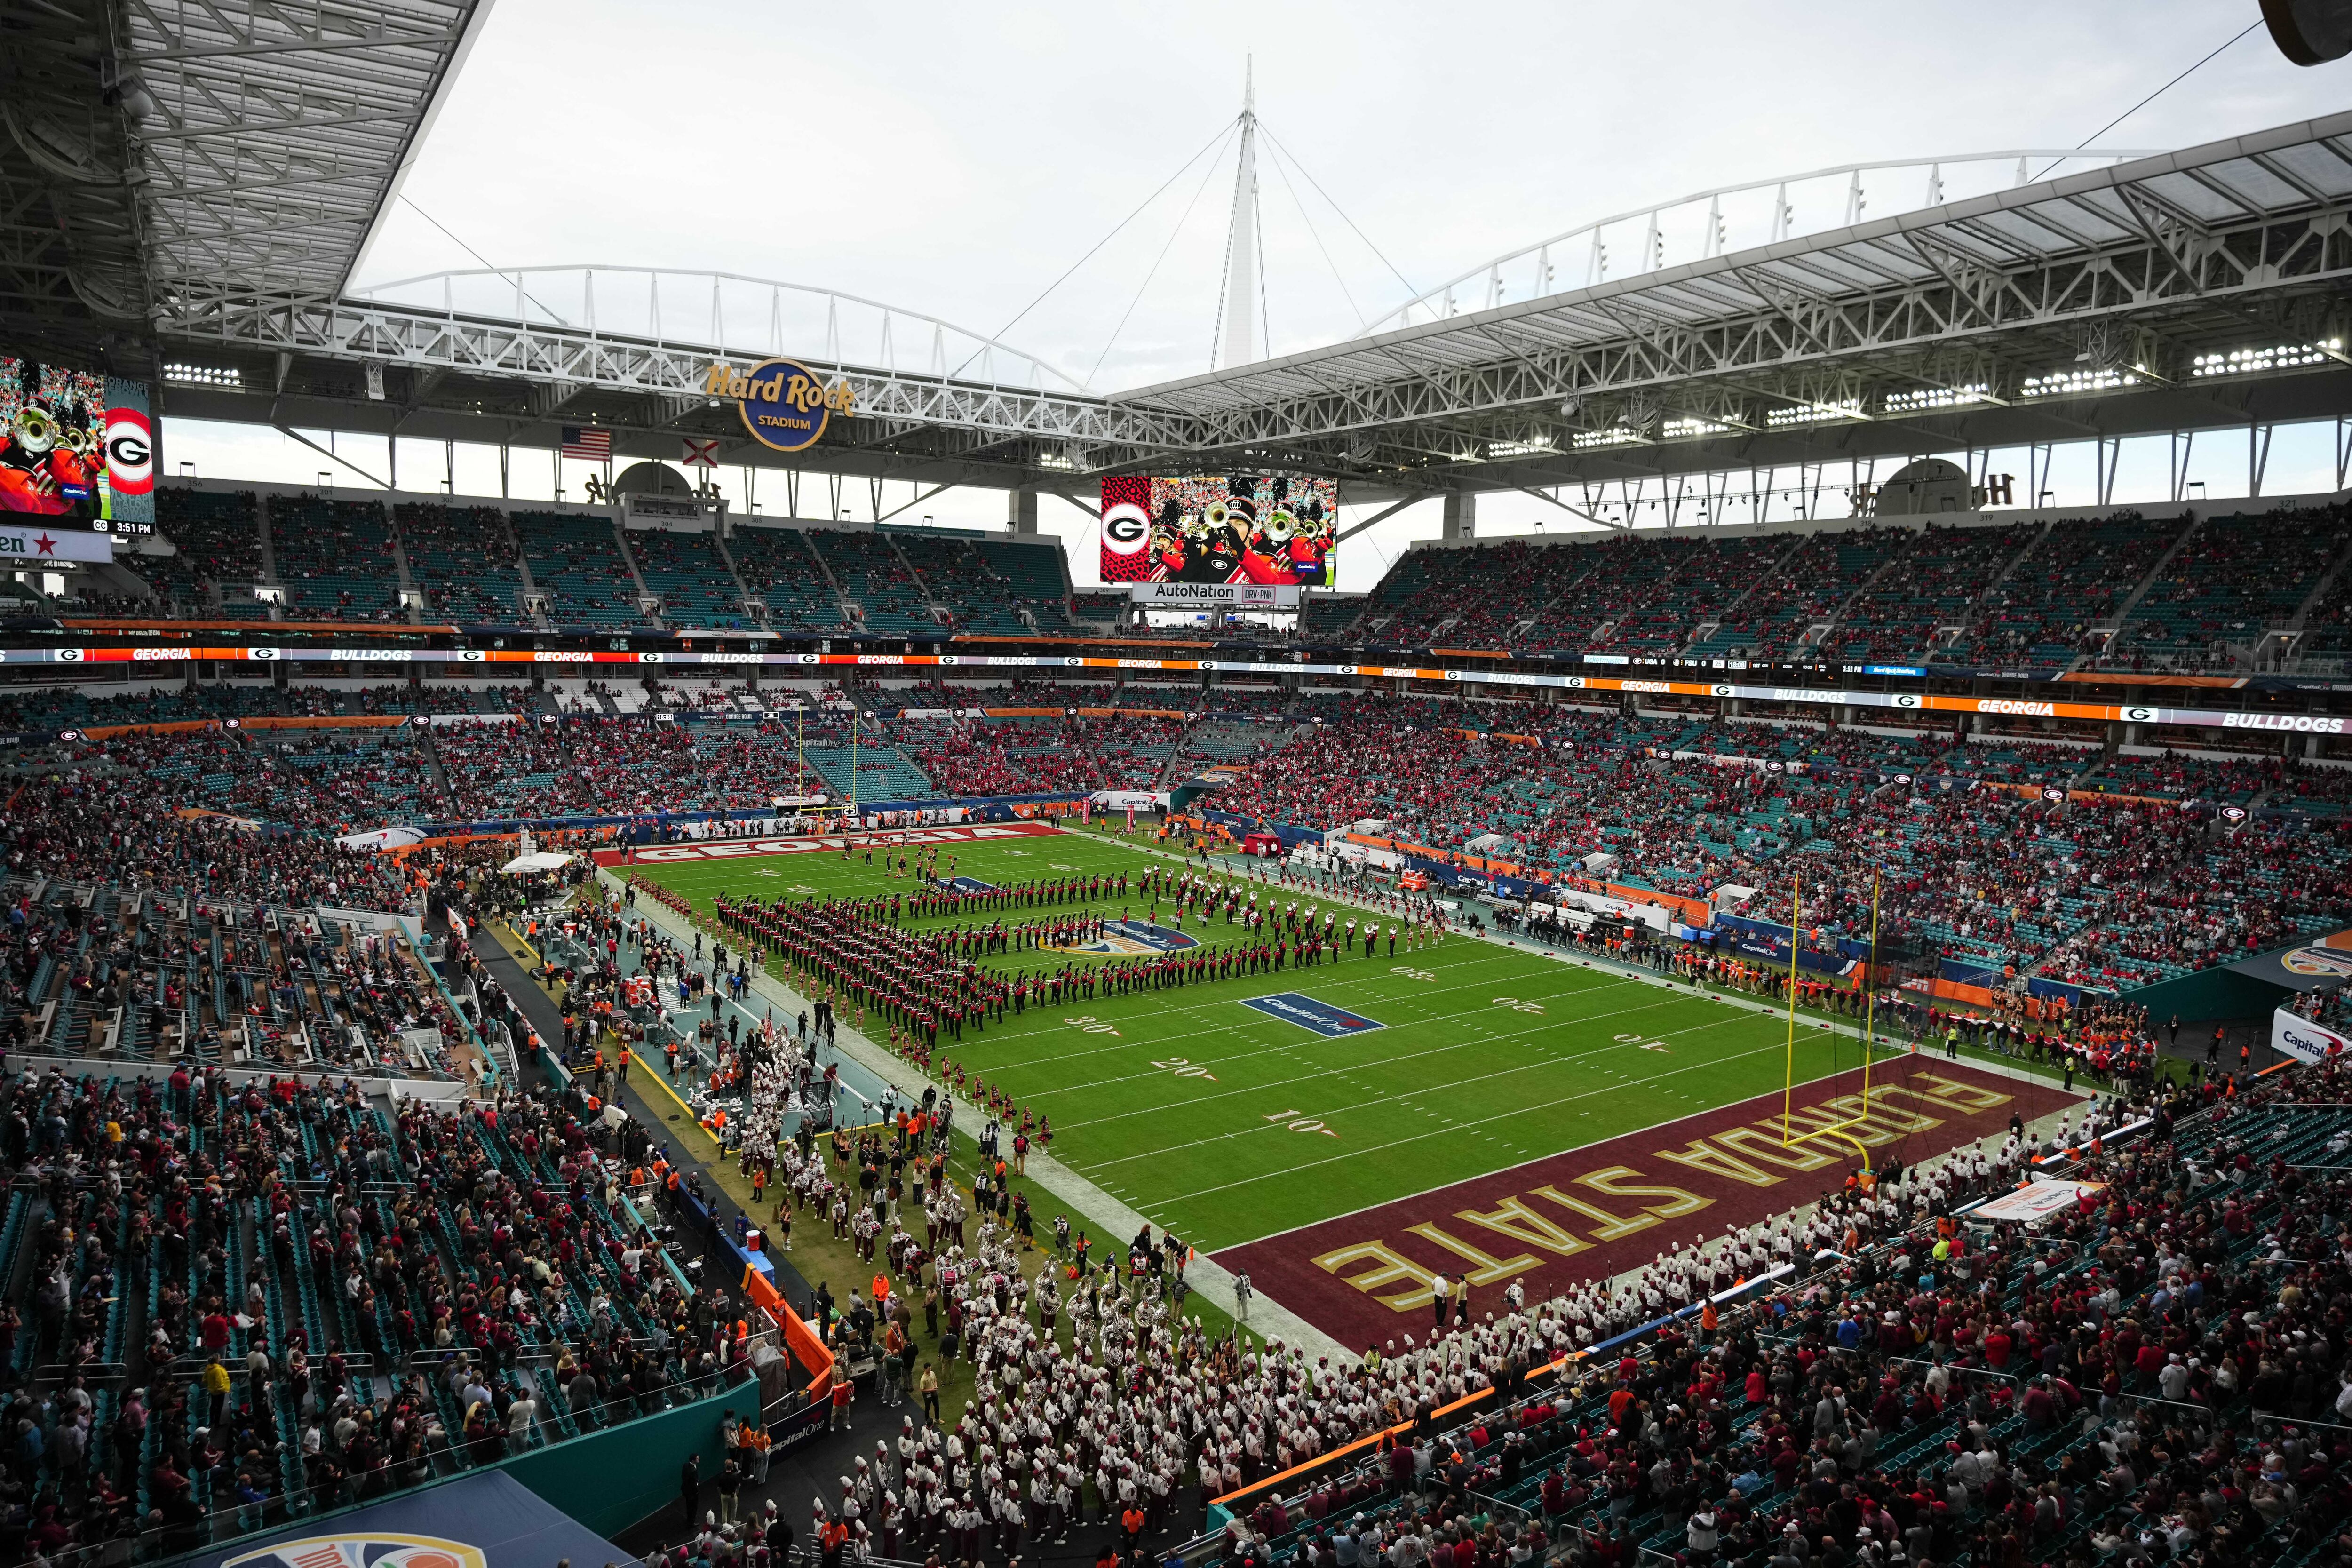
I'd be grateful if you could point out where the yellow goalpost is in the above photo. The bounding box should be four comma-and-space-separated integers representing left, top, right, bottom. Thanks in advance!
1779, 869, 1883, 1172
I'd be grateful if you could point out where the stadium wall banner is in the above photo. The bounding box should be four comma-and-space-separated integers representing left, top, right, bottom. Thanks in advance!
1971, 1178, 2104, 1225
1716, 911, 1876, 964
1098, 473, 1337, 588
1089, 789, 1170, 811
1336, 828, 1716, 926
1129, 580, 1303, 609
1933, 959, 2093, 1010
6, 643, 2344, 740
1529, 888, 1670, 932
1, 354, 155, 526
2271, 1007, 2350, 1064
1717, 931, 1860, 978
0, 522, 112, 564
1326, 838, 1405, 871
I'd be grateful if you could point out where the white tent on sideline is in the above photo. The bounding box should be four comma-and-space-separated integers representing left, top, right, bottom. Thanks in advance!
500, 826, 572, 875
501, 851, 573, 874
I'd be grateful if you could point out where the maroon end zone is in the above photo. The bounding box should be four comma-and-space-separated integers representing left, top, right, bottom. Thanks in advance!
1213, 1056, 2081, 1352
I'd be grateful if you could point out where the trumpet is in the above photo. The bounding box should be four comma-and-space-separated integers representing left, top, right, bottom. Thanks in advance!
9, 403, 59, 456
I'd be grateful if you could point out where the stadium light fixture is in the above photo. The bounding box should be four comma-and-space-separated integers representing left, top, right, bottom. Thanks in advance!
1882, 382, 1990, 414
163, 362, 242, 389
1486, 437, 1556, 459
2021, 367, 2141, 397
1661, 416, 1732, 439
1764, 399, 1864, 429
2190, 339, 2343, 377
1572, 427, 1646, 450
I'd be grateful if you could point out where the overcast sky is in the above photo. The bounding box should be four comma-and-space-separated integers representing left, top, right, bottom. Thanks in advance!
171, 0, 2352, 588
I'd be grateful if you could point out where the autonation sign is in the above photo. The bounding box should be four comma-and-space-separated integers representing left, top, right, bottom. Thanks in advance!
1130, 581, 1302, 609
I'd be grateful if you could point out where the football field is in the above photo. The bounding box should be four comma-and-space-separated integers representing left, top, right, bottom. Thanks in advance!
615, 824, 2027, 1247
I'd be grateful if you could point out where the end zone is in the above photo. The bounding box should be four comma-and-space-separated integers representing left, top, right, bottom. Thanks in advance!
1209, 1056, 2081, 1350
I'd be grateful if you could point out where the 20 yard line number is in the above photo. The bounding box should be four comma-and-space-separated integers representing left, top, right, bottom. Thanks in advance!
1262, 1107, 1340, 1137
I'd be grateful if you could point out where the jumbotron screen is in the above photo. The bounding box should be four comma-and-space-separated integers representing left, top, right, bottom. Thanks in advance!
1099, 473, 1337, 586
0, 353, 155, 525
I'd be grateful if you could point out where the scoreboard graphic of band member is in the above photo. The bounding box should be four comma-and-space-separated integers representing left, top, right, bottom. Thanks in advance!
1098, 473, 1336, 586
0, 352, 155, 525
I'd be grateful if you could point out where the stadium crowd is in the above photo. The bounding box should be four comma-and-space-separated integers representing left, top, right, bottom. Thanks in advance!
609, 1026, 2352, 1568
0, 1056, 771, 1564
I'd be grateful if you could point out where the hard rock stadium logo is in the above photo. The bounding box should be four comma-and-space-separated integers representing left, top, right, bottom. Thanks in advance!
1047, 919, 1200, 956
704, 359, 855, 454
220, 1534, 485, 1568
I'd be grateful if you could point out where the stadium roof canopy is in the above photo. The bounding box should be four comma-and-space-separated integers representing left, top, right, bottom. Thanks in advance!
9, 9, 2351, 506
1, 0, 488, 372
1123, 112, 2352, 507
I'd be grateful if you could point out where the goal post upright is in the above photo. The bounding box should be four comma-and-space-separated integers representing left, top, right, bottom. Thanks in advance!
1780, 865, 1800, 1142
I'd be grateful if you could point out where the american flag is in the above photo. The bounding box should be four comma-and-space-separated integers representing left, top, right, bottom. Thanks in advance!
560, 425, 612, 461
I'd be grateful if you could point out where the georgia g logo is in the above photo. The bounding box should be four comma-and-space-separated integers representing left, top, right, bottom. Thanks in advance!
104, 407, 153, 496
1101, 501, 1151, 558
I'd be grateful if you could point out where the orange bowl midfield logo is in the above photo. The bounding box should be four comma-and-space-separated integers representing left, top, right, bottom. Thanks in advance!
222, 1534, 486, 1568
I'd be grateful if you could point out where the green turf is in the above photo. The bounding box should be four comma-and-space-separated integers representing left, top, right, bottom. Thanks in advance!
626, 826, 1886, 1254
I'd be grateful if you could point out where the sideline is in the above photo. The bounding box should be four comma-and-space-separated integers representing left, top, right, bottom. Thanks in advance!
600, 862, 1352, 1362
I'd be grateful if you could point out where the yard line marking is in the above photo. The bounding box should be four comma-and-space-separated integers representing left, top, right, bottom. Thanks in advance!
1135, 1028, 1848, 1218
942, 968, 1649, 1074
1077, 1011, 1829, 1165
1029, 995, 1700, 1111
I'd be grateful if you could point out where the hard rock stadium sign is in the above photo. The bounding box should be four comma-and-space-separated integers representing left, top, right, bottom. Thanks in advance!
702, 359, 856, 453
